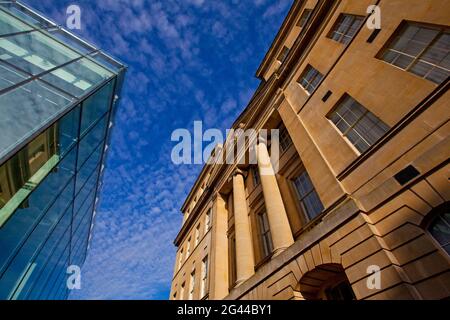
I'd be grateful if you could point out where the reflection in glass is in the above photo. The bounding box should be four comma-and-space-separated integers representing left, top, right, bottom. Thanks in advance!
41, 57, 113, 97
47, 29, 96, 55
0, 79, 75, 160
77, 115, 107, 170
0, 31, 80, 75
0, 10, 33, 36
0, 106, 79, 225
0, 61, 28, 91
80, 80, 114, 134
0, 180, 74, 299
89, 51, 123, 73
0, 3, 54, 28
0, 146, 76, 276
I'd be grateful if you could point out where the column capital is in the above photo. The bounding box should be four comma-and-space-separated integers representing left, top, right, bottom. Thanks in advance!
232, 168, 247, 178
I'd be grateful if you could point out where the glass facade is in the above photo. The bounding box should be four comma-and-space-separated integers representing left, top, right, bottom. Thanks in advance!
0, 1, 126, 300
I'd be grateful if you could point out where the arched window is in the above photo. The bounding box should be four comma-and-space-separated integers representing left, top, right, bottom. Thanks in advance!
427, 202, 450, 255
298, 263, 355, 300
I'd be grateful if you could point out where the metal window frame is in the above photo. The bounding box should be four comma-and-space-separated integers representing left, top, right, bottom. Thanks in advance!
297, 64, 324, 95
380, 22, 450, 82
327, 13, 364, 44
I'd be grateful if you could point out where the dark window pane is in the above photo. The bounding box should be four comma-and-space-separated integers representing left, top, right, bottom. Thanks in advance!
297, 9, 312, 28
429, 216, 450, 247
329, 95, 389, 153
380, 23, 449, 84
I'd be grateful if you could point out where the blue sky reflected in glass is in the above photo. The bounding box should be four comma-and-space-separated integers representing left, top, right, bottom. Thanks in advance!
23, 0, 292, 300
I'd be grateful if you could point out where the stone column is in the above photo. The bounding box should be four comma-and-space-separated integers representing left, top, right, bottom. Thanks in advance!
232, 170, 255, 286
209, 193, 229, 299
257, 140, 294, 256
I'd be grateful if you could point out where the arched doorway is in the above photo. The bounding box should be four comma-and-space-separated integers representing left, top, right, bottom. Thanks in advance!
297, 263, 355, 300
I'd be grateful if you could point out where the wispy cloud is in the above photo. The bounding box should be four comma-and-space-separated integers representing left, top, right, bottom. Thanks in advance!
23, 0, 293, 299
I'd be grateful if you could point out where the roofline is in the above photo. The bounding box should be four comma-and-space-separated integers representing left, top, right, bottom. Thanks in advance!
13, 0, 127, 70
255, 0, 305, 79
179, 78, 270, 214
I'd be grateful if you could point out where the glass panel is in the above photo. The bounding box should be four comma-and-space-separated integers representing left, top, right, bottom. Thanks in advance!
421, 33, 450, 65
80, 80, 114, 134
89, 51, 123, 73
294, 172, 314, 197
77, 115, 107, 170
73, 193, 94, 234
303, 192, 324, 220
74, 165, 99, 214
0, 31, 80, 75
0, 61, 28, 91
57, 105, 80, 157
37, 244, 69, 300
0, 182, 73, 299
0, 3, 54, 28
0, 79, 75, 160
41, 57, 113, 97
430, 216, 450, 247
47, 29, 96, 55
12, 205, 71, 300
25, 229, 69, 300
0, 147, 75, 279
426, 65, 449, 84
393, 54, 414, 69
75, 143, 103, 194
0, 9, 33, 36
330, 96, 389, 152
297, 9, 312, 28
71, 203, 92, 266
0, 106, 79, 225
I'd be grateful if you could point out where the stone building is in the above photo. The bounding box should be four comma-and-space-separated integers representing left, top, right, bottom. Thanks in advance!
170, 0, 449, 300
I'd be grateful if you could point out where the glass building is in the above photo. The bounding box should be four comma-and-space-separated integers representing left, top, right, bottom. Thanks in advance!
0, 1, 126, 299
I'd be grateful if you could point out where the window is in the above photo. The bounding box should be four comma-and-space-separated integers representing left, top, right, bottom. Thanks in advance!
379, 22, 449, 84
252, 167, 260, 187
328, 13, 364, 44
205, 209, 211, 234
195, 224, 200, 247
180, 282, 185, 300
188, 270, 195, 300
428, 205, 450, 255
186, 237, 191, 259
173, 292, 177, 300
297, 65, 324, 95
200, 256, 209, 298
325, 279, 356, 300
279, 124, 293, 152
297, 9, 312, 28
277, 46, 290, 64
328, 95, 390, 153
228, 232, 237, 288
293, 171, 324, 221
178, 249, 183, 271
258, 211, 273, 259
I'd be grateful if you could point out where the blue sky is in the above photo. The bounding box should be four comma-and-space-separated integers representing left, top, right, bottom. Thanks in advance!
24, 0, 292, 299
